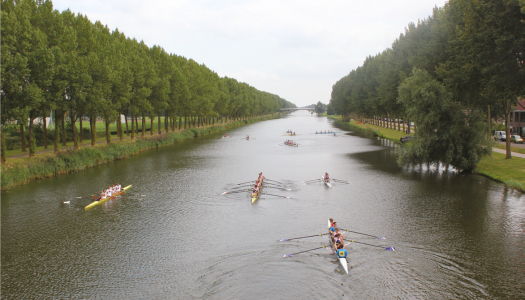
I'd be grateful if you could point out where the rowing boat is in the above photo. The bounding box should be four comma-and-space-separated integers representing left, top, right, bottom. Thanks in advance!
251, 177, 264, 204
328, 220, 349, 274
85, 185, 132, 210
323, 177, 332, 188
284, 141, 298, 147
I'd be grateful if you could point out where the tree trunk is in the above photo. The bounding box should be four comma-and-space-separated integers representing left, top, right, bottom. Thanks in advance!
79, 115, 83, 143
105, 117, 111, 144
158, 111, 162, 134
90, 115, 96, 146
20, 122, 26, 152
43, 110, 48, 149
184, 116, 187, 129
142, 113, 145, 137
28, 111, 35, 157
1, 126, 6, 163
61, 112, 67, 146
117, 113, 122, 141
150, 113, 154, 136
179, 115, 182, 131
71, 109, 78, 150
488, 105, 491, 136
54, 112, 60, 153
164, 112, 168, 132
131, 112, 135, 140
408, 119, 411, 134
504, 99, 511, 159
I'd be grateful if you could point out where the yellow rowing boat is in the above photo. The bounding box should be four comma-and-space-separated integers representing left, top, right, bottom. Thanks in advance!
251, 178, 264, 204
84, 185, 132, 210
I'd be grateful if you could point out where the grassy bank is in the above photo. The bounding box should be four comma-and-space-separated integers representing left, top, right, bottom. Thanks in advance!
331, 117, 411, 143
330, 116, 524, 192
1, 115, 280, 191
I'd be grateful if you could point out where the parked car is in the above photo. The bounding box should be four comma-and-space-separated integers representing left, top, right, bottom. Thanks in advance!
494, 131, 506, 141
511, 135, 523, 144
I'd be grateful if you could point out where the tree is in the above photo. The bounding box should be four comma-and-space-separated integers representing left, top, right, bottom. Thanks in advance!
397, 68, 491, 171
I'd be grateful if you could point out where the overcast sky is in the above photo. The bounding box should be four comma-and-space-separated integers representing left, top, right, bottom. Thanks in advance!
51, 0, 448, 107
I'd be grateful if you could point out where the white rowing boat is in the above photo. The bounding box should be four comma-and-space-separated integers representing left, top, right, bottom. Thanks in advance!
322, 177, 332, 188
328, 220, 349, 274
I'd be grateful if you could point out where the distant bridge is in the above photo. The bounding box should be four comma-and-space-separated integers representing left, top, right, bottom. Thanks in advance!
280, 108, 315, 111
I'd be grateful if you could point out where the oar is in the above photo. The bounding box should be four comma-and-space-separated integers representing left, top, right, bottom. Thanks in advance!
263, 185, 292, 191
262, 193, 290, 199
339, 228, 386, 239
282, 245, 330, 257
332, 179, 349, 183
265, 179, 284, 184
279, 233, 328, 241
346, 240, 395, 251
227, 185, 254, 190
221, 190, 250, 195
232, 181, 255, 186
305, 179, 321, 183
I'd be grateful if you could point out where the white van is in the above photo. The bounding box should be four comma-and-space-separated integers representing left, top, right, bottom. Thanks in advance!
494, 131, 506, 141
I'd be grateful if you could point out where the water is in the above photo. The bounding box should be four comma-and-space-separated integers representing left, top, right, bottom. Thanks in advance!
2, 111, 523, 299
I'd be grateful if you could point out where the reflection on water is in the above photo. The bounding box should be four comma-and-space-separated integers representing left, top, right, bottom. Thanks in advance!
2, 111, 523, 299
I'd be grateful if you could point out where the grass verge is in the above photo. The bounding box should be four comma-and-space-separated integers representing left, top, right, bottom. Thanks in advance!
1, 115, 280, 191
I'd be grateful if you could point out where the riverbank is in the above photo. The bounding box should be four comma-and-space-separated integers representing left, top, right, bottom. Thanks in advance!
1, 114, 281, 191
330, 116, 525, 193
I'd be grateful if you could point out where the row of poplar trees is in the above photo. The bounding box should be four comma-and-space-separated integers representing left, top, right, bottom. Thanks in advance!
0, 0, 296, 162
330, 0, 524, 172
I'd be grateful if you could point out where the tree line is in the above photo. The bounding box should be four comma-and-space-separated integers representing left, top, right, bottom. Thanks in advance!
330, 0, 524, 171
1, 0, 296, 162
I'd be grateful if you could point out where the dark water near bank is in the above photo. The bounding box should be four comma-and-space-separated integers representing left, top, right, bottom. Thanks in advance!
2, 111, 523, 299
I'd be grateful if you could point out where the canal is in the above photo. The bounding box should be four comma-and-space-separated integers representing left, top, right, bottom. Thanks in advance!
2, 111, 523, 299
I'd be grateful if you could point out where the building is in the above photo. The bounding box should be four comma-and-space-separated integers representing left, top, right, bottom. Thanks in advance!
510, 99, 525, 137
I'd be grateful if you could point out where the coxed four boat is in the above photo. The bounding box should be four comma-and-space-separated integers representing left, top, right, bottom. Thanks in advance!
85, 185, 132, 210
328, 219, 349, 274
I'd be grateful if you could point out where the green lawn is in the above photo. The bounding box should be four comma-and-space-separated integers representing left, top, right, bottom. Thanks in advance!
477, 152, 525, 190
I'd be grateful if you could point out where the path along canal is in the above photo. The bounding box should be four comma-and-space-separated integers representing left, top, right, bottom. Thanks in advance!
1, 111, 523, 299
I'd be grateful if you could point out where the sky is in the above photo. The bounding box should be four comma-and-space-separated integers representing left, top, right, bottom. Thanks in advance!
51, 0, 448, 107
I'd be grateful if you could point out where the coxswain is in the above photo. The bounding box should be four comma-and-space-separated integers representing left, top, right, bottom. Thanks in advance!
99, 190, 106, 201
337, 245, 348, 258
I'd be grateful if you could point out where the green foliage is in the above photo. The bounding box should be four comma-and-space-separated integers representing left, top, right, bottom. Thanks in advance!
1, 0, 296, 160
397, 69, 492, 171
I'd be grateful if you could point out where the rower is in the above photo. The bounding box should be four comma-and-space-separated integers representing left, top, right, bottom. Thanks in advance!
324, 172, 330, 182
334, 233, 344, 249
330, 222, 338, 235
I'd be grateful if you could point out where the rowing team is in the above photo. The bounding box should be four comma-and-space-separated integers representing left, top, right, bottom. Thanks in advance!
324, 172, 330, 182
316, 130, 333, 134
285, 140, 297, 145
99, 183, 122, 201
329, 218, 348, 258
252, 173, 265, 196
